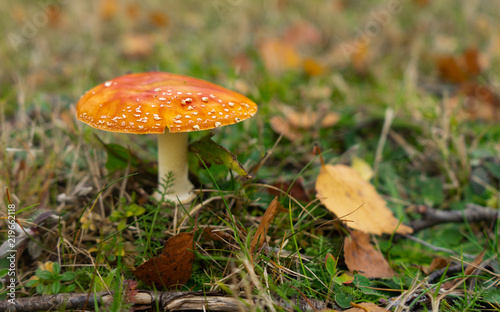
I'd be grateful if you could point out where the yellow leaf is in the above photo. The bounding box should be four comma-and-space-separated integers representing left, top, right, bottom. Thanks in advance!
351, 157, 374, 181
315, 164, 413, 235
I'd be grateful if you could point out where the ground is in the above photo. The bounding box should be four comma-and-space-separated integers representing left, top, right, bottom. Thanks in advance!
1, 1, 500, 311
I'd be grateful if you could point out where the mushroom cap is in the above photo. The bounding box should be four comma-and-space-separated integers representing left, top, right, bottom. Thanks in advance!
76, 72, 258, 133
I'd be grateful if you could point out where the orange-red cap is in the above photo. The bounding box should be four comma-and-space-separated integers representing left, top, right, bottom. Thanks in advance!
76, 72, 257, 133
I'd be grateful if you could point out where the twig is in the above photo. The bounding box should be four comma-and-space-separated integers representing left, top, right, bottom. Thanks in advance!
409, 203, 499, 233
374, 108, 394, 179
405, 235, 475, 259
0, 290, 327, 312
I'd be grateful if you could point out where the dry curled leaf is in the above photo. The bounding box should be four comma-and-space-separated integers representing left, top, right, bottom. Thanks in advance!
268, 177, 311, 202
344, 230, 394, 279
315, 164, 413, 235
436, 47, 481, 83
283, 106, 339, 129
250, 197, 281, 253
270, 116, 302, 142
134, 233, 194, 289
259, 39, 301, 74
340, 302, 391, 312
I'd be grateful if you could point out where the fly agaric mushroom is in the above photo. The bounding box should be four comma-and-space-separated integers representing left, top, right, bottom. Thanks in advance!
76, 72, 257, 203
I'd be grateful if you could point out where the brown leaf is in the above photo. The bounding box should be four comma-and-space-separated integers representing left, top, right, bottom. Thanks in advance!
464, 250, 485, 276
121, 33, 155, 59
344, 230, 394, 279
436, 47, 482, 83
250, 197, 281, 253
343, 302, 391, 312
423, 257, 451, 275
134, 233, 194, 289
457, 82, 500, 121
270, 116, 302, 142
268, 177, 311, 202
99, 0, 119, 20
283, 106, 340, 129
282, 21, 323, 50
436, 56, 467, 83
149, 12, 169, 27
315, 164, 413, 235
259, 39, 301, 74
203, 228, 234, 243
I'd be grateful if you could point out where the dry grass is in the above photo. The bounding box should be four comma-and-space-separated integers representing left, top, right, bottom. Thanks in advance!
2, 1, 500, 311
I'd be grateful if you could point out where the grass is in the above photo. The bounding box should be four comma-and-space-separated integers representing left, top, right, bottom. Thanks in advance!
1, 0, 500, 311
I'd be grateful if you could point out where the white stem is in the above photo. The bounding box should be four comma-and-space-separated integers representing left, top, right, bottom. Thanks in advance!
155, 132, 195, 203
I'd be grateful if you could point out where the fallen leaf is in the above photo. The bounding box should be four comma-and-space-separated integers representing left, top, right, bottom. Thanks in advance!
99, 0, 119, 20
259, 39, 301, 74
121, 33, 155, 59
283, 106, 340, 129
457, 82, 500, 121
342, 302, 391, 312
303, 58, 326, 76
190, 134, 250, 177
344, 230, 394, 279
436, 56, 467, 83
250, 197, 281, 253
351, 157, 374, 181
423, 257, 451, 275
282, 21, 323, 50
436, 47, 482, 83
315, 164, 413, 235
268, 177, 311, 202
203, 228, 234, 243
149, 12, 169, 27
134, 233, 194, 289
270, 116, 302, 142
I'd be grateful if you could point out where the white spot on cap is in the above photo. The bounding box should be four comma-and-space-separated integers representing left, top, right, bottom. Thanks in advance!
215, 122, 222, 127
174, 120, 182, 124
159, 97, 166, 101
201, 97, 209, 102
197, 118, 202, 122
185, 115, 191, 119
187, 105, 194, 110
193, 125, 200, 130
104, 81, 112, 87
154, 88, 161, 91
177, 92, 182, 95
181, 98, 193, 105
228, 102, 235, 107
210, 94, 216, 99
235, 117, 241, 122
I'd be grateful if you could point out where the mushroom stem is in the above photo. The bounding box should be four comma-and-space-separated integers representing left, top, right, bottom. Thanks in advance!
156, 131, 195, 203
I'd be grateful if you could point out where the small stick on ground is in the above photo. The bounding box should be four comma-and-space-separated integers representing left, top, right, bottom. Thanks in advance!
0, 290, 327, 312
409, 203, 499, 233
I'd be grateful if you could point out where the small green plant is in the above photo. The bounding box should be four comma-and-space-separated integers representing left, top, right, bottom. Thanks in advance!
26, 261, 76, 295
325, 253, 354, 286
110, 194, 146, 231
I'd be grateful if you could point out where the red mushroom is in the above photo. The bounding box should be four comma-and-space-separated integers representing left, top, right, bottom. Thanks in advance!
76, 72, 257, 203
